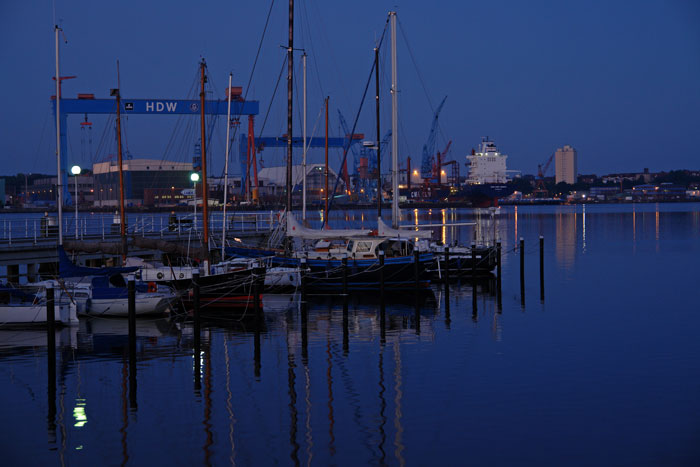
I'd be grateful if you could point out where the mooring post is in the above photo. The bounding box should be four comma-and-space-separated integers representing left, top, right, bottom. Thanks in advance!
46, 285, 55, 338
46, 285, 56, 439
301, 293, 308, 365
379, 249, 385, 301
300, 257, 307, 304
254, 324, 261, 378
192, 268, 201, 391
128, 275, 136, 340
253, 265, 262, 317
539, 235, 545, 302
472, 246, 477, 314
496, 241, 502, 311
379, 249, 386, 331
342, 256, 348, 297
414, 249, 420, 290
127, 274, 137, 408
444, 246, 450, 284
520, 237, 525, 306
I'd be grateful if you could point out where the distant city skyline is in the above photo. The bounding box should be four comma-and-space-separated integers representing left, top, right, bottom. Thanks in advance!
1, 0, 698, 178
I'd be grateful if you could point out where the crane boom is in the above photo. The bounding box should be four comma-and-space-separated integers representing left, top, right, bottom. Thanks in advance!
421, 96, 447, 179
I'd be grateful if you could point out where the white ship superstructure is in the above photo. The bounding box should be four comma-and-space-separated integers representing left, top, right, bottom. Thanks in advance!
466, 138, 508, 184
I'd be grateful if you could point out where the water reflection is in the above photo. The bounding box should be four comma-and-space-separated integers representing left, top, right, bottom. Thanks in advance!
556, 210, 577, 269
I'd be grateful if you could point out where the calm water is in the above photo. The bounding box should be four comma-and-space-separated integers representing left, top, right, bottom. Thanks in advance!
2, 203, 700, 466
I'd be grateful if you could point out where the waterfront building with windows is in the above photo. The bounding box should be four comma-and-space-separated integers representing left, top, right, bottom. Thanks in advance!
555, 145, 578, 185
92, 159, 193, 207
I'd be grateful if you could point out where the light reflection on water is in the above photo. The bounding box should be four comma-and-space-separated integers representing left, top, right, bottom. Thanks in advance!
1, 203, 700, 465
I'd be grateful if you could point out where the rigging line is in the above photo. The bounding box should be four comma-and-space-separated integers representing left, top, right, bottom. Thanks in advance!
307, 0, 351, 112
30, 107, 51, 174
397, 17, 449, 144
299, 0, 325, 98
224, 0, 277, 165
323, 19, 390, 227
258, 54, 288, 137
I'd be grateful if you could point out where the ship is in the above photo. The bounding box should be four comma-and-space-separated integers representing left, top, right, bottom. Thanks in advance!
450, 137, 514, 206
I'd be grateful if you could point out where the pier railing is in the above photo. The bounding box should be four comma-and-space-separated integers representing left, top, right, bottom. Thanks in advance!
0, 211, 280, 246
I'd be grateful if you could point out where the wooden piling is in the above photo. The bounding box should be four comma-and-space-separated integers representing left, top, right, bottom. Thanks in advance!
520, 238, 525, 306
539, 235, 545, 301
342, 256, 348, 297
46, 285, 56, 436
496, 241, 502, 311
444, 246, 450, 284
414, 249, 420, 290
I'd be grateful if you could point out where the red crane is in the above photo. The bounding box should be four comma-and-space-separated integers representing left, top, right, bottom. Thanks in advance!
433, 140, 452, 185
533, 154, 555, 196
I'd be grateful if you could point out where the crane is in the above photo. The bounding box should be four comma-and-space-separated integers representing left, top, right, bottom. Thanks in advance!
533, 153, 555, 196
421, 96, 447, 180
434, 140, 456, 185
335, 110, 358, 193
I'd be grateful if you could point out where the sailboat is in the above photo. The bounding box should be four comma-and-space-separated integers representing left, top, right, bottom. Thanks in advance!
225, 8, 436, 291
0, 281, 78, 325
152, 61, 267, 310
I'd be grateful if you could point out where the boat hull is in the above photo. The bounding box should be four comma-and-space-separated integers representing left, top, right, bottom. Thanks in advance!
0, 302, 78, 326
86, 295, 174, 317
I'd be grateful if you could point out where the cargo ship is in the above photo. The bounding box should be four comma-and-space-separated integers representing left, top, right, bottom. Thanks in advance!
450, 137, 514, 206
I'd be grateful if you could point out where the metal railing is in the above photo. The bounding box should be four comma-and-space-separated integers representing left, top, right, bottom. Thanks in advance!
0, 211, 281, 245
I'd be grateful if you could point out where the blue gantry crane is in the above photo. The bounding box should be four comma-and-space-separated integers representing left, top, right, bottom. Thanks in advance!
420, 96, 447, 181
53, 93, 259, 204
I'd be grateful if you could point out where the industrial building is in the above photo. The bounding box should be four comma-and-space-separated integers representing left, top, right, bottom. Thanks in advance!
92, 159, 193, 207
555, 145, 578, 185
257, 164, 345, 203
28, 174, 94, 206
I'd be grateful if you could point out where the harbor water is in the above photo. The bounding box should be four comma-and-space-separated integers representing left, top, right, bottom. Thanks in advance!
2, 203, 700, 465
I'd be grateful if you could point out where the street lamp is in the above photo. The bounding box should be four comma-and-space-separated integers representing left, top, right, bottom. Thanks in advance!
190, 173, 200, 231
71, 165, 81, 239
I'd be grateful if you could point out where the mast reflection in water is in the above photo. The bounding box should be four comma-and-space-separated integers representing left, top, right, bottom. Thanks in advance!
1, 205, 700, 465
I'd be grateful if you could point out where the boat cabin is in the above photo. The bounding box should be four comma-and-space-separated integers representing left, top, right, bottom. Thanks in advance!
302, 237, 414, 260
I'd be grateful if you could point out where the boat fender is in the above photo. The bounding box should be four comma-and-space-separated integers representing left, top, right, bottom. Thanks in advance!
147, 281, 157, 293
156, 272, 164, 280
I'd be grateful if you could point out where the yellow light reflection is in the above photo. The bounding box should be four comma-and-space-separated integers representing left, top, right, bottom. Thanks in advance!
73, 398, 87, 427
441, 209, 446, 245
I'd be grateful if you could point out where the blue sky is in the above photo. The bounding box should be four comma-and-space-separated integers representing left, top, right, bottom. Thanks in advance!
1, 0, 698, 177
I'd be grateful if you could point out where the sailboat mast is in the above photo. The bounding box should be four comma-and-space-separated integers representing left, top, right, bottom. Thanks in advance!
286, 0, 294, 214
324, 96, 329, 222
199, 60, 210, 267
222, 72, 232, 259
390, 11, 399, 229
302, 52, 307, 222
375, 46, 381, 220
54, 25, 63, 246
110, 65, 127, 262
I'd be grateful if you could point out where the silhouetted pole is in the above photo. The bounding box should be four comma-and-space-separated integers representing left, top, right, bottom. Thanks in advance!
300, 257, 307, 303
378, 250, 386, 344
342, 256, 348, 297
444, 246, 450, 284
128, 275, 135, 341
301, 297, 308, 365
539, 235, 545, 302
472, 247, 477, 316
193, 269, 201, 391
46, 285, 55, 344
496, 241, 502, 311
127, 275, 137, 409
254, 325, 261, 378
520, 237, 525, 307
414, 250, 420, 290
46, 285, 56, 439
253, 265, 262, 317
